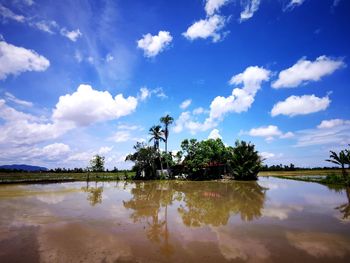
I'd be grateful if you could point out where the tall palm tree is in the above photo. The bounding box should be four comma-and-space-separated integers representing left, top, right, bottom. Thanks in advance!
160, 115, 174, 154
326, 150, 348, 179
149, 125, 165, 174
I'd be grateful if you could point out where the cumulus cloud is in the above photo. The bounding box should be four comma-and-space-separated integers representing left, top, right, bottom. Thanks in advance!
180, 99, 192, 110
137, 86, 167, 101
0, 40, 50, 80
193, 107, 205, 115
137, 31, 173, 57
98, 146, 113, 155
183, 15, 227, 42
247, 125, 294, 141
173, 66, 270, 134
205, 0, 230, 16
240, 0, 261, 22
4, 92, 33, 107
0, 4, 25, 22
272, 56, 345, 89
271, 94, 331, 117
209, 66, 270, 120
0, 84, 140, 146
60, 28, 82, 42
317, 119, 350, 129
173, 111, 217, 134
139, 87, 150, 101
52, 84, 138, 126
208, 129, 222, 139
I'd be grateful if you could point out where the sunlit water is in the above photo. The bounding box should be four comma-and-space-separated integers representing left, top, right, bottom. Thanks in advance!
0, 177, 349, 263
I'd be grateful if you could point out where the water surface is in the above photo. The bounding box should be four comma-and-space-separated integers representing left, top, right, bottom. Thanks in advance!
0, 177, 349, 262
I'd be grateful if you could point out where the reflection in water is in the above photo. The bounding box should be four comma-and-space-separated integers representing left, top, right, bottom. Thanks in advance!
176, 182, 266, 226
123, 182, 175, 256
336, 187, 350, 220
81, 182, 104, 206
286, 231, 350, 258
1, 178, 350, 262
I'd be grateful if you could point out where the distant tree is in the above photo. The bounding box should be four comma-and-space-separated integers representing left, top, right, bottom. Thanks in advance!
89, 154, 105, 172
228, 140, 262, 181
160, 115, 174, 154
326, 150, 348, 180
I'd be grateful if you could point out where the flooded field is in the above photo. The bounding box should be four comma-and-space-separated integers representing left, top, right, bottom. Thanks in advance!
0, 177, 349, 263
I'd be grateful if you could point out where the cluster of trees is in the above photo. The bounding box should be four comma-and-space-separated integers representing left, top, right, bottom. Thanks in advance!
126, 114, 263, 181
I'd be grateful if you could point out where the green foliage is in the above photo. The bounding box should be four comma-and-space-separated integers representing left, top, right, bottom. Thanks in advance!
326, 149, 349, 183
89, 154, 105, 172
180, 138, 231, 179
126, 142, 158, 179
228, 140, 262, 181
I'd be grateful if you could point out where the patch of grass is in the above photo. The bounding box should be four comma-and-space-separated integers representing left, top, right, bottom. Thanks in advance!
0, 172, 136, 184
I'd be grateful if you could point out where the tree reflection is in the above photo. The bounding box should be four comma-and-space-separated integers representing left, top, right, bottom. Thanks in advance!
123, 182, 175, 256
176, 181, 266, 226
123, 181, 267, 257
336, 187, 350, 220
82, 182, 104, 206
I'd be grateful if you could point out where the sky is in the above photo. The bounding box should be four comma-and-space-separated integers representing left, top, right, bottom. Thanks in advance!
0, 0, 349, 169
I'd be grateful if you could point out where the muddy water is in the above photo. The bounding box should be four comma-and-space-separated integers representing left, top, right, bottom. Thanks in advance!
0, 177, 349, 263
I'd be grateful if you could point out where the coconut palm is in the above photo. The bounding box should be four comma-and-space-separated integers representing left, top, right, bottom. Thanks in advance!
149, 125, 165, 175
326, 150, 348, 179
160, 115, 174, 154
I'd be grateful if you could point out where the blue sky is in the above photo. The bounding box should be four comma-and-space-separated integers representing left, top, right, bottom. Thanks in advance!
0, 0, 349, 169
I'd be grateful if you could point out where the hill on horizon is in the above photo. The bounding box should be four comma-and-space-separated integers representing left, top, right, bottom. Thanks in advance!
0, 164, 48, 172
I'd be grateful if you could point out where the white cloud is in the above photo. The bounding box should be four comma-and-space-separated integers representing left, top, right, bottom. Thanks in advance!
137, 31, 173, 57
109, 130, 144, 143
52, 84, 138, 126
137, 86, 167, 101
36, 143, 71, 160
98, 146, 113, 155
272, 56, 345, 88
208, 129, 222, 140
180, 99, 192, 110
60, 28, 82, 42
0, 4, 25, 22
317, 119, 350, 129
117, 124, 143, 131
173, 66, 270, 135
247, 125, 294, 141
271, 94, 331, 117
106, 53, 114, 62
193, 107, 205, 115
260, 152, 275, 159
4, 92, 33, 107
34, 20, 58, 34
173, 111, 217, 134
0, 40, 50, 80
139, 87, 151, 101
240, 0, 261, 22
285, 0, 305, 11
183, 15, 227, 42
205, 0, 230, 16
296, 122, 350, 147
209, 66, 270, 120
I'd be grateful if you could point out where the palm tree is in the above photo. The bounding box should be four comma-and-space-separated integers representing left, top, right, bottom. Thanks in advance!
326, 150, 348, 179
149, 125, 165, 175
160, 115, 174, 154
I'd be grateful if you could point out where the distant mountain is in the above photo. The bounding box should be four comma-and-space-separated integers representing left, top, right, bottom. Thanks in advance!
0, 164, 48, 171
